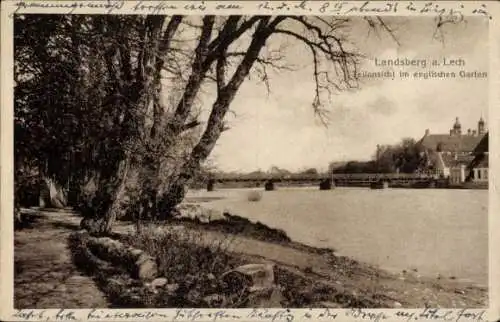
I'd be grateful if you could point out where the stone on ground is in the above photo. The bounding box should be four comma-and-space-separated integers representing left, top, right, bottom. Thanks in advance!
221, 263, 283, 307
85, 234, 158, 281
134, 253, 158, 281
222, 263, 275, 292
174, 203, 225, 223
151, 277, 168, 288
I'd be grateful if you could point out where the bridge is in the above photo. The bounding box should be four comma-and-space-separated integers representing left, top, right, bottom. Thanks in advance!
205, 172, 441, 191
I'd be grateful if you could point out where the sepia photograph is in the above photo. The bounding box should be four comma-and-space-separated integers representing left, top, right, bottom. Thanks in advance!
6, 2, 493, 317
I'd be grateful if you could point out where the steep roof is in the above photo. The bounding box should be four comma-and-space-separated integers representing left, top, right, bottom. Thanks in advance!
468, 153, 489, 170
473, 132, 489, 154
418, 134, 485, 153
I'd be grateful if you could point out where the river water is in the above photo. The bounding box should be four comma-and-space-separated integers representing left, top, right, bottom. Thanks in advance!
186, 187, 488, 286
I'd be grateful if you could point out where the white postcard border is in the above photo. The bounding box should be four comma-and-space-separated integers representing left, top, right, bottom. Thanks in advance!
1, 1, 499, 321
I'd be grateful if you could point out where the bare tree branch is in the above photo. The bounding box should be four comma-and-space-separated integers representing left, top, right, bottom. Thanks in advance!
375, 17, 401, 47
181, 120, 201, 132
167, 16, 215, 132
207, 16, 255, 52
272, 26, 358, 111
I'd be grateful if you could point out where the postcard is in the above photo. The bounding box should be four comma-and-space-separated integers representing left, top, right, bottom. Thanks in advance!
1, 1, 498, 321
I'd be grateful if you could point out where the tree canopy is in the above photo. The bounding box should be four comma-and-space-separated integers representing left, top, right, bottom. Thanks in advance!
14, 14, 442, 234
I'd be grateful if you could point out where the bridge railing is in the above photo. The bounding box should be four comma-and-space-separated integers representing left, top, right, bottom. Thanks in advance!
214, 174, 323, 182
331, 173, 436, 180
212, 172, 437, 182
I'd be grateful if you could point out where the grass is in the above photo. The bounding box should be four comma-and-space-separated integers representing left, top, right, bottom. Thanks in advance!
16, 209, 488, 309
165, 206, 293, 244
166, 209, 335, 256
122, 226, 255, 307
274, 267, 381, 307
70, 226, 254, 308
71, 224, 374, 308
208, 213, 291, 244
14, 211, 45, 230
67, 216, 488, 309
71, 227, 381, 308
124, 226, 244, 282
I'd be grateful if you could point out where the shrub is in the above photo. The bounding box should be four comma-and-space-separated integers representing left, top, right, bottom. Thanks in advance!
120, 226, 247, 307
246, 190, 263, 202
130, 227, 241, 278
70, 227, 380, 308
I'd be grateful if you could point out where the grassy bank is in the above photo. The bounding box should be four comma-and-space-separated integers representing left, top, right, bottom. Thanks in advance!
70, 226, 385, 308
68, 210, 487, 309
168, 212, 334, 256
16, 207, 488, 309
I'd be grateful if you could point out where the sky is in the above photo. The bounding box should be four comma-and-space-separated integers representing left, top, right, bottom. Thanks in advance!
198, 16, 490, 173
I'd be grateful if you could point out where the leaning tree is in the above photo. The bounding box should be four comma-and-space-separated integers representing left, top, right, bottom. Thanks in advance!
15, 14, 453, 234
93, 15, 363, 234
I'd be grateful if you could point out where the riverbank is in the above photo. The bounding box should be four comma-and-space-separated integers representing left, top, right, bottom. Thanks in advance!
162, 206, 488, 307
189, 187, 488, 287
15, 207, 487, 308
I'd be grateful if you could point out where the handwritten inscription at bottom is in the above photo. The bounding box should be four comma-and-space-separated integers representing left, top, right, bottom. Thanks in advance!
10, 308, 488, 322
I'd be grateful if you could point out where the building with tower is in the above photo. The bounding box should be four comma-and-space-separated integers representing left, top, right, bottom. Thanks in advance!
450, 117, 462, 136
478, 116, 486, 135
417, 117, 488, 185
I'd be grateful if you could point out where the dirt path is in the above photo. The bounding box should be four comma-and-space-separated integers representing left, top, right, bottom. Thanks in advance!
14, 209, 109, 308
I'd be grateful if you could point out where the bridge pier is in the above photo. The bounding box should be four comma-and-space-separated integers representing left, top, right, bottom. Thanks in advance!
370, 180, 389, 189
207, 179, 215, 192
264, 180, 275, 191
319, 178, 333, 190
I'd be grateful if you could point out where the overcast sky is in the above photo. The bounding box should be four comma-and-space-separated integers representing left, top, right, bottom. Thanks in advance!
201, 16, 489, 173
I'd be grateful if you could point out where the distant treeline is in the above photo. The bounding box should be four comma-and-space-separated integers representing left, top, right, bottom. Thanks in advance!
189, 166, 325, 187
190, 138, 428, 187
330, 138, 428, 174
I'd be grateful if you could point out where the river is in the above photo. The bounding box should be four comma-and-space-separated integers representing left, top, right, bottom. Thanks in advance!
186, 187, 488, 287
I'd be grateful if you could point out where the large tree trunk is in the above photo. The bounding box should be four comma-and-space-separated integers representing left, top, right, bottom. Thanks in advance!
157, 19, 274, 215
39, 177, 67, 209
82, 155, 131, 235
100, 156, 131, 234
81, 16, 280, 230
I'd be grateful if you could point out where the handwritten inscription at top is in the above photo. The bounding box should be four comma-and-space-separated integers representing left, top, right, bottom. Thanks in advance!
6, 0, 493, 20
255, 1, 491, 19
